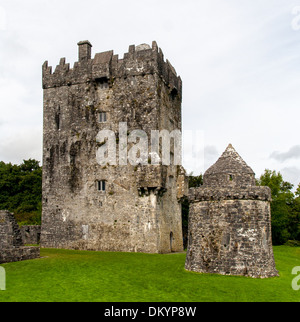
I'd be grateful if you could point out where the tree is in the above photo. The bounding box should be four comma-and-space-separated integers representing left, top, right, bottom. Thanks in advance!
290, 183, 300, 243
0, 159, 42, 225
187, 172, 203, 188
257, 169, 299, 245
295, 183, 300, 198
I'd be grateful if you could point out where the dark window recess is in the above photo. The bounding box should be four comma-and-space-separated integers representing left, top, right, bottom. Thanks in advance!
97, 180, 106, 192
229, 175, 233, 181
55, 106, 61, 130
96, 77, 109, 89
55, 113, 60, 130
99, 112, 107, 123
170, 88, 178, 100
170, 152, 174, 165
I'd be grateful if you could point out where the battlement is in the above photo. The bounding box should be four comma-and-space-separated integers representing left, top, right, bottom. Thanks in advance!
42, 40, 182, 94
188, 186, 272, 202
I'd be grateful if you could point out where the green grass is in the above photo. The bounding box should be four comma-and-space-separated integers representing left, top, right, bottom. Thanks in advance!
0, 246, 299, 302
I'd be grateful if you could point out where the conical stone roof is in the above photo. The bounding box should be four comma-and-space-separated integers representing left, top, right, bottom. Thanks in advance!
203, 144, 256, 187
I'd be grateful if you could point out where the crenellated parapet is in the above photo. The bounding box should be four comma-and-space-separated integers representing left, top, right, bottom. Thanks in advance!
42, 40, 182, 96
188, 186, 272, 202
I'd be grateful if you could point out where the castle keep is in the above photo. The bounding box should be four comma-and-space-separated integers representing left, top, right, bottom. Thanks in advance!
41, 41, 186, 253
185, 144, 278, 278
40, 40, 277, 278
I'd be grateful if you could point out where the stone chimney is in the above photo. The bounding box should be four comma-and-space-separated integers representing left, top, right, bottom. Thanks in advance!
78, 40, 92, 62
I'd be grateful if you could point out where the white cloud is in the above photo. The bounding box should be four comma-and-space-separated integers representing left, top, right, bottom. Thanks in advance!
280, 166, 300, 188
0, 126, 42, 164
270, 146, 300, 162
0, 6, 6, 31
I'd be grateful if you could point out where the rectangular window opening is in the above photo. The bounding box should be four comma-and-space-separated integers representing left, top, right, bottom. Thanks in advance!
99, 112, 107, 123
97, 180, 106, 192
170, 152, 174, 165
55, 113, 60, 130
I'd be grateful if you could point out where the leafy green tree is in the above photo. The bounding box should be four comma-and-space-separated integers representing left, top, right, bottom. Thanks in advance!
0, 159, 42, 225
295, 183, 300, 199
257, 169, 298, 245
290, 183, 300, 243
187, 172, 203, 188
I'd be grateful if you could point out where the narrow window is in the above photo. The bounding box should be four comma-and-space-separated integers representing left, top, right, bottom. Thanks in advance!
229, 175, 233, 181
170, 88, 178, 100
170, 152, 174, 165
97, 180, 106, 192
55, 106, 61, 130
99, 112, 107, 123
55, 113, 60, 130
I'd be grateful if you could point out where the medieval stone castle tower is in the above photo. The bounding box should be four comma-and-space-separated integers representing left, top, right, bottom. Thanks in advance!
40, 41, 186, 253
40, 40, 278, 277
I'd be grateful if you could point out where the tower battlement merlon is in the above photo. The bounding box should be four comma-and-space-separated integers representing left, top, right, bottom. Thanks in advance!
42, 40, 182, 93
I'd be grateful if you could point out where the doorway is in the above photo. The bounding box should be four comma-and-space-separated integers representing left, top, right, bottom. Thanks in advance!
170, 232, 174, 252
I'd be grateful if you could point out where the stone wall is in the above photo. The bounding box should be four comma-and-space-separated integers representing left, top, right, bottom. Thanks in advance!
0, 210, 23, 248
0, 246, 40, 264
21, 226, 41, 245
0, 211, 40, 264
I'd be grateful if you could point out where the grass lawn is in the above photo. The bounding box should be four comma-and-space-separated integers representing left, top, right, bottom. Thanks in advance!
0, 246, 299, 302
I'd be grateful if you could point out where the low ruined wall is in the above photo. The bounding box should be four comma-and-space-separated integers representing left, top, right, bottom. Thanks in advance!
0, 211, 23, 248
0, 246, 40, 264
0, 210, 40, 264
21, 226, 41, 245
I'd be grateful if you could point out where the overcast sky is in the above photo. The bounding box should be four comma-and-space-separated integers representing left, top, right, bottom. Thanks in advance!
0, 0, 300, 188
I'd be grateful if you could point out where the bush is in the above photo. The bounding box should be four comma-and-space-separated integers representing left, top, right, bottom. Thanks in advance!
284, 240, 300, 247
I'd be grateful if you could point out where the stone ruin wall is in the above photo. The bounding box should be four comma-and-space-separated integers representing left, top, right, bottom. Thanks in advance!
0, 211, 40, 264
20, 225, 41, 245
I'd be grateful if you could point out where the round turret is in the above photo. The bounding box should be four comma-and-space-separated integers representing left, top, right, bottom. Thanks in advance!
186, 144, 278, 278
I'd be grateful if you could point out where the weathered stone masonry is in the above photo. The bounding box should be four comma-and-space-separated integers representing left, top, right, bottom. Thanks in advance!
41, 41, 186, 253
21, 225, 41, 245
40, 40, 278, 278
0, 210, 39, 264
185, 144, 278, 278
